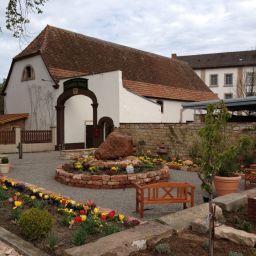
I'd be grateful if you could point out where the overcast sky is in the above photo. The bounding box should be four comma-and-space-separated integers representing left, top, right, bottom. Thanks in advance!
1, 0, 256, 82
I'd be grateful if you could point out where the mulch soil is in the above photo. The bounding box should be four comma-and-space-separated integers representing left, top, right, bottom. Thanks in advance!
130, 230, 256, 256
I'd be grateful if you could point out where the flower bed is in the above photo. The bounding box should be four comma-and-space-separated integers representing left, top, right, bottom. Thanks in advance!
0, 177, 139, 255
55, 155, 170, 189
55, 165, 169, 189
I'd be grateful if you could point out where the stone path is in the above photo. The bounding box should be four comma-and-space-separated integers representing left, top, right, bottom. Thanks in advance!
0, 241, 21, 256
4, 151, 241, 219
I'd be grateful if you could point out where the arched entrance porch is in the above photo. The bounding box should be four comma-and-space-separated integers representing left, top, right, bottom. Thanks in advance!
55, 78, 98, 150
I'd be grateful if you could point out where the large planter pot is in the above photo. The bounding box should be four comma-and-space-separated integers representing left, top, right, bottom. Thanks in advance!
0, 164, 10, 174
214, 175, 241, 196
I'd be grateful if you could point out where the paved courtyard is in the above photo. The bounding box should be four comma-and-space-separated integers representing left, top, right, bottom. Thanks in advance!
7, 151, 204, 219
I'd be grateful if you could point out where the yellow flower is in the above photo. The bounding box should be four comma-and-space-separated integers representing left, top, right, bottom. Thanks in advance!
2, 185, 7, 190
81, 215, 87, 222
13, 200, 22, 209
15, 192, 20, 196
119, 214, 125, 223
11, 181, 15, 186
111, 166, 119, 172
30, 195, 36, 200
89, 166, 96, 172
93, 207, 100, 215
39, 192, 43, 197
44, 195, 49, 199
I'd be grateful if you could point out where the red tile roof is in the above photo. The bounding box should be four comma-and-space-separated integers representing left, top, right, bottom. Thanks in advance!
0, 113, 29, 125
4, 25, 216, 102
123, 80, 218, 102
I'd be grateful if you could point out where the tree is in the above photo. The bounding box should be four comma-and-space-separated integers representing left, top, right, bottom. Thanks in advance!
198, 101, 231, 256
236, 50, 256, 99
5, 0, 48, 38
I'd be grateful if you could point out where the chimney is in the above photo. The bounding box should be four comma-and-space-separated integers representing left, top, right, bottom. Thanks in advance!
171, 53, 177, 59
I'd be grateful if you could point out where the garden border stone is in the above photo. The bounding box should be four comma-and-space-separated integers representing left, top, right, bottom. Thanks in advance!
55, 165, 170, 189
0, 226, 49, 256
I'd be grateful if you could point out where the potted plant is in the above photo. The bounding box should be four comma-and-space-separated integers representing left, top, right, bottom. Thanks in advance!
214, 146, 241, 196
0, 157, 10, 174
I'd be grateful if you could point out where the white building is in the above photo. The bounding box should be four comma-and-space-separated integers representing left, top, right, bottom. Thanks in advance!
176, 51, 256, 99
2, 25, 216, 149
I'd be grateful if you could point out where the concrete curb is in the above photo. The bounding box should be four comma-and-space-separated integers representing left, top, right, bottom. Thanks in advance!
0, 226, 49, 256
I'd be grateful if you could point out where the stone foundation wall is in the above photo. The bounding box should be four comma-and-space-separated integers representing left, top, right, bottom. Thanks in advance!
55, 166, 170, 189
116, 122, 256, 158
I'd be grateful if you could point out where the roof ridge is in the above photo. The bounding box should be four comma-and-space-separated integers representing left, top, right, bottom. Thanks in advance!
179, 49, 256, 58
46, 25, 174, 62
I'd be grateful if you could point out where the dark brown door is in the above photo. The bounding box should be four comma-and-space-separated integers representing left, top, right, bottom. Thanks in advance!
86, 125, 94, 148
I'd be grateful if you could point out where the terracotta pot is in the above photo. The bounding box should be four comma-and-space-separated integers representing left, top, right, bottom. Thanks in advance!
214, 175, 241, 196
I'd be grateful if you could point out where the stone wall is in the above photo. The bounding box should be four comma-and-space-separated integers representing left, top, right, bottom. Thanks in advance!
55, 165, 169, 189
116, 122, 256, 159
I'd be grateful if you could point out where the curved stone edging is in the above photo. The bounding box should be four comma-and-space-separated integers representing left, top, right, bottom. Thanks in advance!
55, 165, 170, 189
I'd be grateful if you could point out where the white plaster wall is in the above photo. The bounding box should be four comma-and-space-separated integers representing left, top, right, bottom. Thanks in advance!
119, 85, 161, 123
5, 55, 58, 129
64, 96, 92, 143
150, 99, 194, 123
204, 67, 238, 99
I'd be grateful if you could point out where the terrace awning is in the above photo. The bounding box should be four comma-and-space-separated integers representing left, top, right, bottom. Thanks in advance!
182, 96, 256, 111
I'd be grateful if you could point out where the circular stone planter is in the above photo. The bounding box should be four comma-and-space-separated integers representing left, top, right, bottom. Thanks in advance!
55, 165, 170, 189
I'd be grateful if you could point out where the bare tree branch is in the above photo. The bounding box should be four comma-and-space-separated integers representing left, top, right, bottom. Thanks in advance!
5, 0, 48, 38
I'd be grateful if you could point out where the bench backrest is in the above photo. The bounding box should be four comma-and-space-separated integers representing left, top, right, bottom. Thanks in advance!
136, 182, 195, 200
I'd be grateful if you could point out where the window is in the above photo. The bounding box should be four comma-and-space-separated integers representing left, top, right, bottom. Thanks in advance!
246, 72, 253, 86
22, 65, 35, 81
224, 73, 233, 86
210, 74, 218, 86
224, 93, 233, 99
156, 100, 164, 113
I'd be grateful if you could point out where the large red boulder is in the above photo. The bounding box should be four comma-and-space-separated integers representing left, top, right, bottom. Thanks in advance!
94, 132, 133, 160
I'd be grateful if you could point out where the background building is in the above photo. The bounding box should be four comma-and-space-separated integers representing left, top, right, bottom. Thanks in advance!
176, 51, 256, 99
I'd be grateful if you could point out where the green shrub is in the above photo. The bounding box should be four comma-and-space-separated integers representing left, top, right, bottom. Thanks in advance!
47, 232, 58, 251
238, 135, 256, 167
11, 208, 22, 221
62, 214, 74, 227
0, 187, 8, 201
240, 220, 254, 233
19, 208, 54, 241
154, 243, 171, 254
72, 226, 87, 246
32, 199, 44, 209
80, 217, 99, 235
101, 223, 121, 236
1, 157, 9, 164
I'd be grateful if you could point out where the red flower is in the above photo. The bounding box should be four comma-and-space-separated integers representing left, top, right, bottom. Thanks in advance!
80, 210, 86, 215
101, 215, 107, 221
108, 210, 115, 219
74, 216, 82, 223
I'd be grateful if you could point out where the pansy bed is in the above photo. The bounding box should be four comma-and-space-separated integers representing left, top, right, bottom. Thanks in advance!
0, 177, 139, 255
55, 155, 170, 189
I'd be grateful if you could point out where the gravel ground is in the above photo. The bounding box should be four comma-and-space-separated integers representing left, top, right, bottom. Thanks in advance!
4, 151, 242, 219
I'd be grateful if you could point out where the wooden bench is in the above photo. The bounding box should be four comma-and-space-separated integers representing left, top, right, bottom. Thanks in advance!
135, 182, 195, 218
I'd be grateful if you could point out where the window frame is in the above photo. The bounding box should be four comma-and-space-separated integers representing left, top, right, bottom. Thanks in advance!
224, 93, 233, 99
224, 73, 233, 87
209, 74, 218, 87
21, 65, 35, 81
